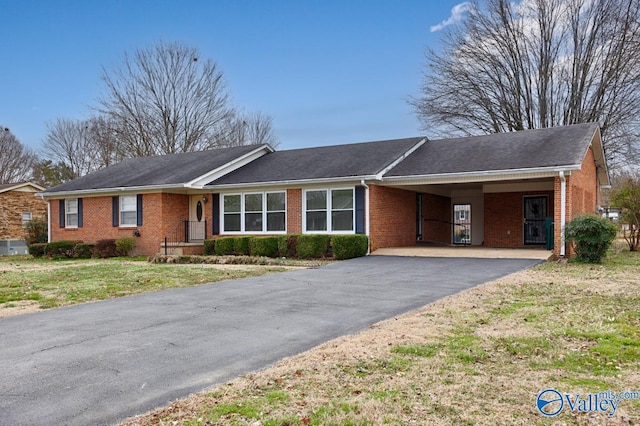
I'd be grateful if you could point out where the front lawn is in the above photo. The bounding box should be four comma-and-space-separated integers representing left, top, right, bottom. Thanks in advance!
0, 257, 288, 311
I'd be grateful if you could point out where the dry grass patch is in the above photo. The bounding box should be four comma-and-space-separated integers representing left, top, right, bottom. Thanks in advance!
0, 257, 290, 315
122, 251, 640, 426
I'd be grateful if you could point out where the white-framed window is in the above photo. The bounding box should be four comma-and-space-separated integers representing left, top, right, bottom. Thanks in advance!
65, 198, 79, 228
223, 194, 241, 232
304, 188, 355, 233
266, 192, 286, 232
22, 212, 32, 227
222, 191, 286, 234
120, 195, 137, 227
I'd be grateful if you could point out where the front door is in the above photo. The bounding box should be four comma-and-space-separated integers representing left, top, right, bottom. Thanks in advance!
189, 195, 206, 241
524, 196, 547, 245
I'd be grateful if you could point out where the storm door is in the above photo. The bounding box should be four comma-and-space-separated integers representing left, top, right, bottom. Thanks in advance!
453, 204, 471, 245
523, 196, 547, 245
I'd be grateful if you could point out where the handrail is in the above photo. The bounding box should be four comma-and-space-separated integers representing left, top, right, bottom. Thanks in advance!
163, 220, 207, 255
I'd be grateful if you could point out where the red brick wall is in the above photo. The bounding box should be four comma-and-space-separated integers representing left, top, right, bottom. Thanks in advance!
50, 193, 189, 256
287, 189, 302, 233
553, 147, 599, 257
422, 192, 451, 244
369, 185, 416, 251
484, 191, 553, 248
0, 191, 47, 240
569, 147, 598, 219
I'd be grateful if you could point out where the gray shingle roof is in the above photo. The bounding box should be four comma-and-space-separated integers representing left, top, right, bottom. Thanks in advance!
385, 123, 599, 177
207, 137, 425, 186
42, 145, 265, 194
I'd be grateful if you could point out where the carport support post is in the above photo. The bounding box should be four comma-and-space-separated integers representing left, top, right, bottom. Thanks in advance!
560, 171, 566, 257
361, 179, 371, 254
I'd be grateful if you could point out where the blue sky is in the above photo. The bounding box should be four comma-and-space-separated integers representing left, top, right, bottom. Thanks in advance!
0, 1, 468, 152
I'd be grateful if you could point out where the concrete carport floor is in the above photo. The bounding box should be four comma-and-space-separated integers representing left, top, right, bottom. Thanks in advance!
372, 246, 553, 260
0, 256, 543, 426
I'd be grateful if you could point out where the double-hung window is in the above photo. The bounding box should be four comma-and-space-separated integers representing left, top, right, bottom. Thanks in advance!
119, 195, 137, 226
222, 191, 286, 233
65, 198, 79, 228
223, 195, 241, 232
22, 212, 32, 227
244, 193, 263, 232
304, 188, 354, 233
266, 192, 286, 231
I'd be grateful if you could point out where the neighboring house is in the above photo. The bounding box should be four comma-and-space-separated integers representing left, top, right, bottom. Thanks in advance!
39, 123, 608, 258
0, 182, 47, 255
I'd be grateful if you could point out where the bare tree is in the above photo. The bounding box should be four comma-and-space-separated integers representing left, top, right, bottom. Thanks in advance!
43, 117, 121, 179
0, 126, 37, 184
212, 111, 280, 148
413, 0, 640, 168
97, 41, 235, 156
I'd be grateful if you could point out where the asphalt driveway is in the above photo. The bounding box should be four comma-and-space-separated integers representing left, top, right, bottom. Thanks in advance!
0, 256, 541, 425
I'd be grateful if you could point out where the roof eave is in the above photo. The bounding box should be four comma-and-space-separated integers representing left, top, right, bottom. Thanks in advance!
0, 182, 46, 194
381, 165, 582, 185
374, 137, 428, 179
187, 144, 275, 188
205, 175, 379, 190
39, 183, 187, 199
587, 125, 610, 186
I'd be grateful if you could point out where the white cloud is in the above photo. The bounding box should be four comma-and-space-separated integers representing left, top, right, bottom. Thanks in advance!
430, 2, 472, 32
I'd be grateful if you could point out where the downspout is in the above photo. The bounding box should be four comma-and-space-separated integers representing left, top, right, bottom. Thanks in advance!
559, 171, 566, 257
37, 194, 51, 243
360, 179, 370, 254
47, 201, 51, 243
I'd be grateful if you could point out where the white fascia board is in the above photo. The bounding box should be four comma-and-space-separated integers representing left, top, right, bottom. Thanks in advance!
205, 175, 379, 191
187, 145, 274, 188
381, 165, 582, 186
375, 138, 428, 180
38, 184, 183, 200
588, 126, 610, 186
0, 182, 46, 194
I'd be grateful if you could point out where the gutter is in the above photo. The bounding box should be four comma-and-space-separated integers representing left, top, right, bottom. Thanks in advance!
38, 183, 186, 199
206, 175, 379, 191
560, 171, 566, 257
380, 164, 582, 184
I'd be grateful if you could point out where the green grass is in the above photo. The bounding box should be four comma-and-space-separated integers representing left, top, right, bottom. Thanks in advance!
391, 343, 442, 358
0, 257, 286, 310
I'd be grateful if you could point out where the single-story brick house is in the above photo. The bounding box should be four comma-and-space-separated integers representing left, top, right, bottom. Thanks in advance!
39, 123, 608, 258
1, 182, 47, 255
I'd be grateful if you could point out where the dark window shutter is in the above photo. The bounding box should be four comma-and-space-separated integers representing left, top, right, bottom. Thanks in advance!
355, 186, 365, 234
136, 194, 143, 226
77, 198, 83, 228
59, 199, 65, 228
212, 193, 220, 235
112, 196, 119, 227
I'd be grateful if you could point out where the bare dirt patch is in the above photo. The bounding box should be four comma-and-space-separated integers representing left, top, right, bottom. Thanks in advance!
0, 300, 41, 318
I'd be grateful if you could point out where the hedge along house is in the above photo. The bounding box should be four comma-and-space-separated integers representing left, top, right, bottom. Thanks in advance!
39, 123, 608, 258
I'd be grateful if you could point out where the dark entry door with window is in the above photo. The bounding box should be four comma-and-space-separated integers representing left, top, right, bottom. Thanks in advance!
453, 204, 471, 245
524, 196, 547, 245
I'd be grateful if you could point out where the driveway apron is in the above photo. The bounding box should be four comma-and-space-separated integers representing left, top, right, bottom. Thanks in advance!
0, 256, 540, 425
